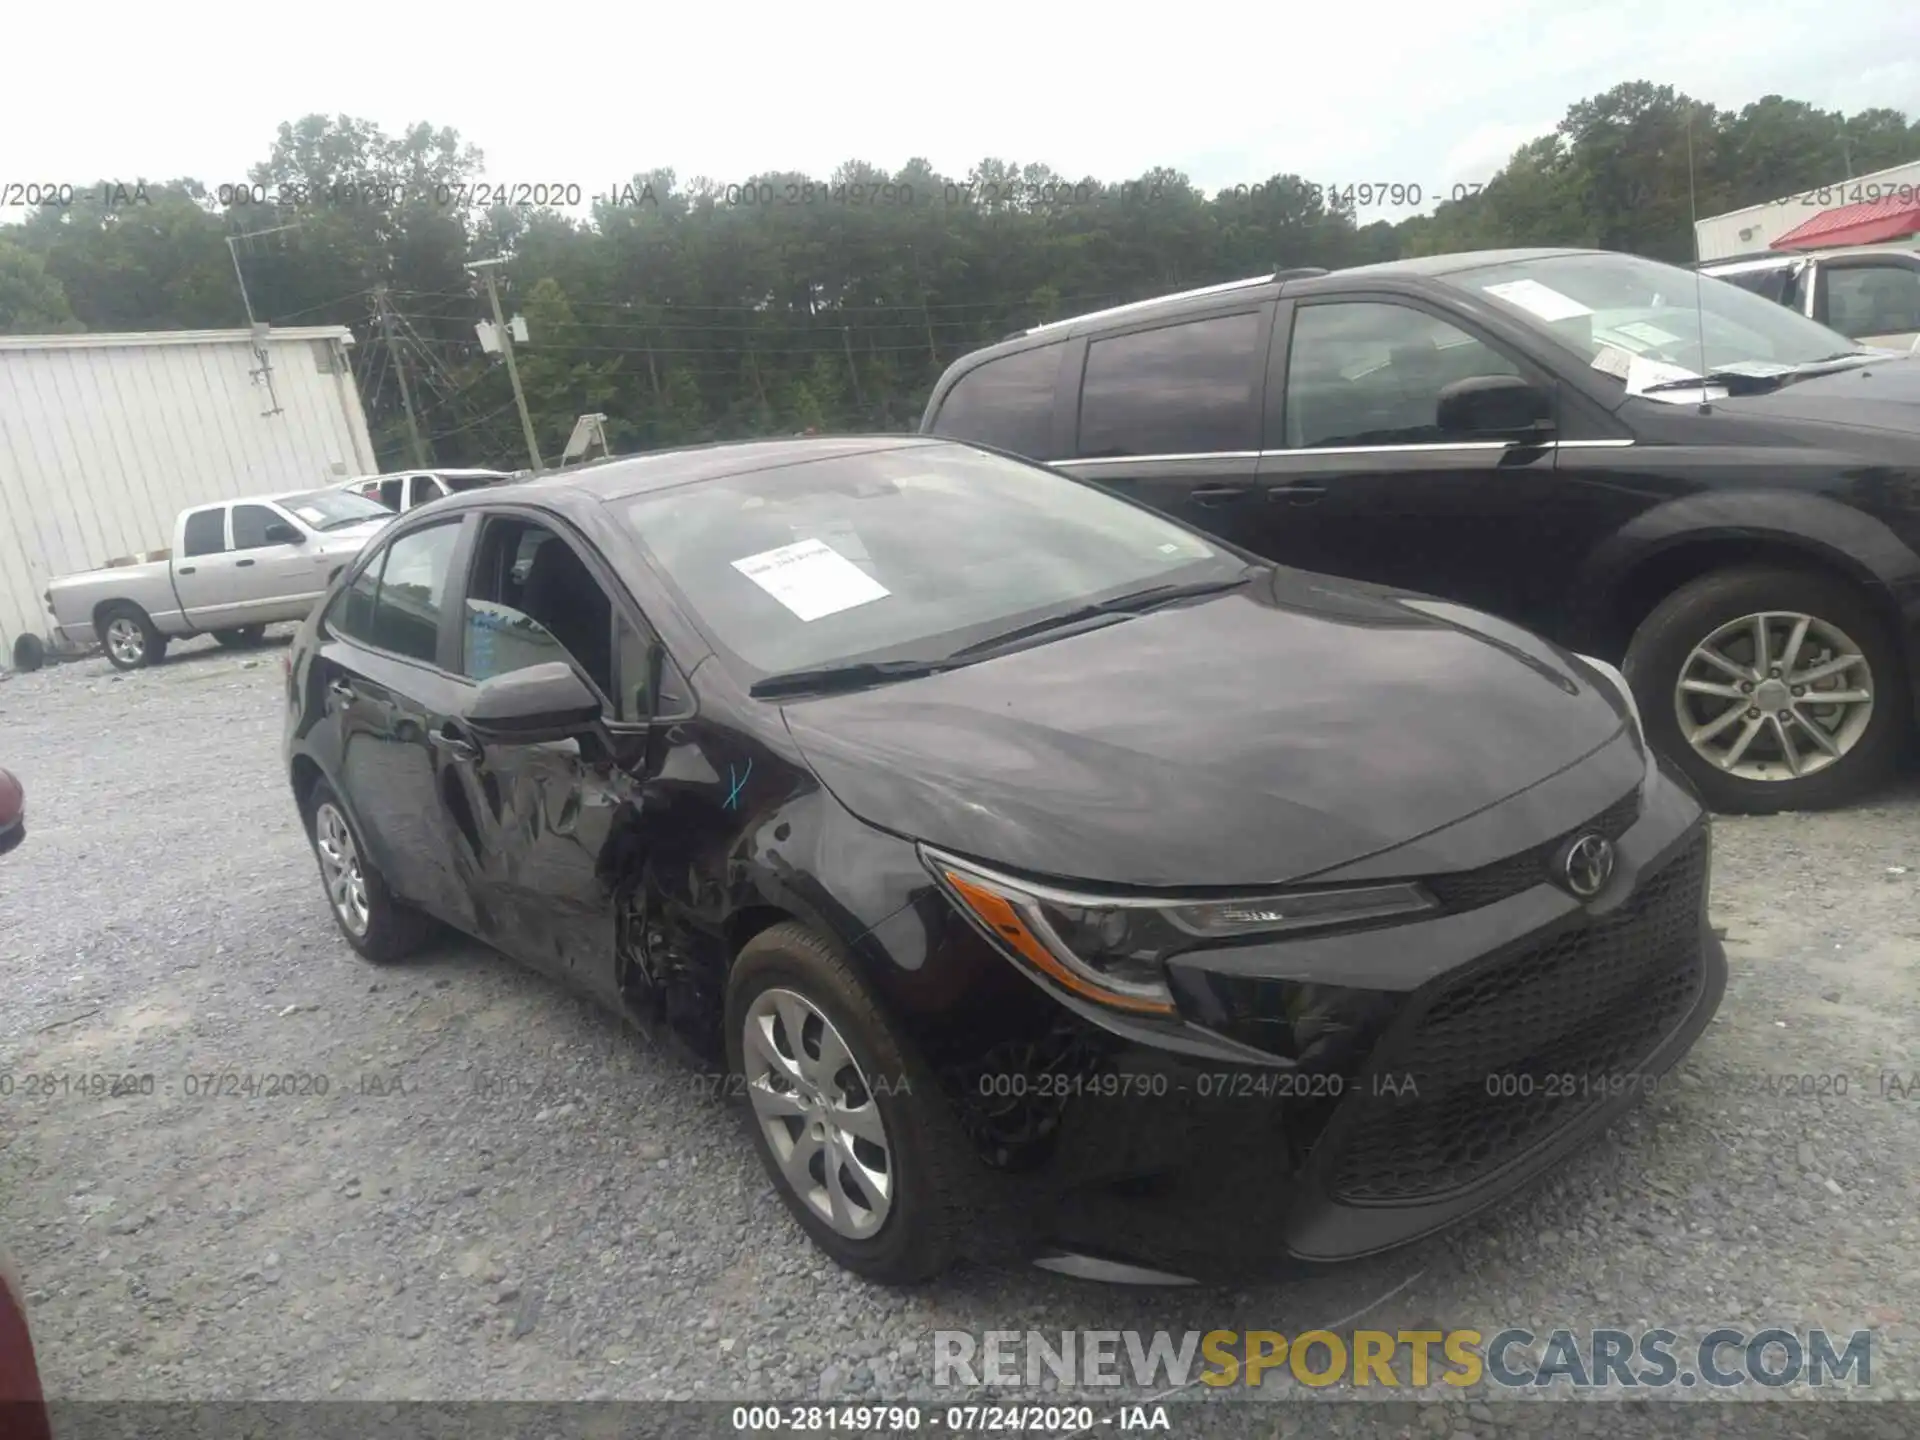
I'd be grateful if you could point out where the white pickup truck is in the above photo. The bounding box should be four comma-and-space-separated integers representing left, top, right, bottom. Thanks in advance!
45, 489, 394, 670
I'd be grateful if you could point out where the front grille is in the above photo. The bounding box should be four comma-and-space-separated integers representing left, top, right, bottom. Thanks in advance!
1327, 831, 1708, 1205
1423, 787, 1642, 913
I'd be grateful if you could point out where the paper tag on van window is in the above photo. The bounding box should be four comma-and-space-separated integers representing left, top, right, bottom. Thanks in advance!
292, 507, 325, 525
1614, 320, 1684, 349
732, 538, 890, 622
1590, 345, 1634, 380
1484, 279, 1592, 322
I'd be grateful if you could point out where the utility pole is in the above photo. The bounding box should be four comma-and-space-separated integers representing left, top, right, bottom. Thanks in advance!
466, 257, 543, 472
375, 285, 430, 467
226, 221, 300, 418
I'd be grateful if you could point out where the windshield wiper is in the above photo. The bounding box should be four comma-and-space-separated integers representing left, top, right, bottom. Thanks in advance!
748, 658, 963, 699
945, 572, 1257, 660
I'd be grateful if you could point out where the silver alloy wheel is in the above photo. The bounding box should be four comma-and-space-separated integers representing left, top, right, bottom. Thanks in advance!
313, 801, 371, 936
105, 617, 146, 666
742, 987, 894, 1240
1674, 610, 1875, 781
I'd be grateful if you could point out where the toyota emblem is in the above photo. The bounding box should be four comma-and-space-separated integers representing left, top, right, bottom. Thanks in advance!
1560, 833, 1616, 899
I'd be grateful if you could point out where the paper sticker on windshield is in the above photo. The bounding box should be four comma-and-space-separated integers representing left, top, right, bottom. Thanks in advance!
291, 507, 325, 525
1615, 320, 1684, 349
1483, 279, 1593, 323
732, 538, 889, 622
1590, 345, 1634, 380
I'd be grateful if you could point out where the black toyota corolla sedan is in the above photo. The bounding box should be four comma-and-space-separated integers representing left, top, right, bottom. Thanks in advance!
282, 435, 1725, 1285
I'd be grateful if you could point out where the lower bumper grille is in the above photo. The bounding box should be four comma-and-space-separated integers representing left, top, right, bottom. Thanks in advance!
1328, 832, 1709, 1205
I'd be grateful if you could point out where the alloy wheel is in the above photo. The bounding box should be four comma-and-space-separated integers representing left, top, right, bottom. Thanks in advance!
313, 801, 371, 936
742, 987, 895, 1240
105, 617, 146, 666
1674, 610, 1875, 781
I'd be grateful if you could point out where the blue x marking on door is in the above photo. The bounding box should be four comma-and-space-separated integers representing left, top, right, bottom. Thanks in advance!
725, 759, 753, 810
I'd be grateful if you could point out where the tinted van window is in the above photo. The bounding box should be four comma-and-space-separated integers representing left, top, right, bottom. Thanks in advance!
928, 342, 1064, 459
1077, 311, 1265, 458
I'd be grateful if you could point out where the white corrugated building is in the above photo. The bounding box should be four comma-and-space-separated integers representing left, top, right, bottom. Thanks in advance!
0, 325, 378, 667
1694, 157, 1920, 261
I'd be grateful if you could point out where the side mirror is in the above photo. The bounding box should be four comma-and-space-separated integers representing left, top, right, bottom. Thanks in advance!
264, 522, 305, 544
1436, 375, 1554, 441
466, 661, 604, 742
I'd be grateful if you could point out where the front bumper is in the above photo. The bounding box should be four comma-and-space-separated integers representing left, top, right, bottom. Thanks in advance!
935, 751, 1723, 1282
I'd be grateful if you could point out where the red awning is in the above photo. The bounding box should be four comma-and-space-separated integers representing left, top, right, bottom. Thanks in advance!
1772, 195, 1920, 251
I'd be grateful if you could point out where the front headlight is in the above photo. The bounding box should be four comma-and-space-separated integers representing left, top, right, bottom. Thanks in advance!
1576, 652, 1643, 737
924, 848, 1436, 1017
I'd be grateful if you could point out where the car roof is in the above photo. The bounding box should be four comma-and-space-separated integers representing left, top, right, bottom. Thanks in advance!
416, 435, 957, 511
988, 247, 1609, 351
1702, 245, 1919, 271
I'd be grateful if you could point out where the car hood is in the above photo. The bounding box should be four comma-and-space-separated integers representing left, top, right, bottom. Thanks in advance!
779, 570, 1630, 889
1711, 353, 1920, 435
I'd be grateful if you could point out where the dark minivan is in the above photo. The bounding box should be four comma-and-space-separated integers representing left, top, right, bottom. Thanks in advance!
921, 248, 1920, 814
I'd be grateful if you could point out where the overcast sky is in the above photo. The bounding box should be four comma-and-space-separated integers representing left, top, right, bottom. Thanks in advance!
5, 0, 1915, 225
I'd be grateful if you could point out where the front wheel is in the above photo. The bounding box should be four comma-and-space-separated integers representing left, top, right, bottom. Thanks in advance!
98, 605, 166, 671
1624, 566, 1907, 813
724, 923, 970, 1284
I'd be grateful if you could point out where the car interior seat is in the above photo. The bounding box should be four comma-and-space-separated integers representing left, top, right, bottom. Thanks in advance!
517, 537, 612, 693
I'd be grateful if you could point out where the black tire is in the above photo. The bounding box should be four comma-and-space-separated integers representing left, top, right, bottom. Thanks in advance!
97, 603, 166, 671
301, 779, 435, 963
213, 625, 267, 649
1623, 566, 1907, 814
724, 923, 970, 1284
11, 633, 45, 672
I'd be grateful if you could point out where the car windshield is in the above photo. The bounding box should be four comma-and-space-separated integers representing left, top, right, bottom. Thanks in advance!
280, 488, 394, 531
619, 442, 1241, 677
1445, 252, 1868, 379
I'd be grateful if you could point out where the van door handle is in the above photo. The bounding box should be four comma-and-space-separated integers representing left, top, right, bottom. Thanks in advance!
428, 727, 480, 762
1266, 482, 1327, 504
1189, 485, 1249, 505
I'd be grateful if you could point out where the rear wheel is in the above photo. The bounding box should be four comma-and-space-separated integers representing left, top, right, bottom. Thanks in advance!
214, 625, 267, 648
1624, 566, 1906, 813
98, 605, 166, 671
303, 780, 434, 962
724, 923, 970, 1283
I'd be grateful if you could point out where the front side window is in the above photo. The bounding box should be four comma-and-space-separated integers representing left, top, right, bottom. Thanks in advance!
363, 521, 461, 663
927, 342, 1064, 459
459, 518, 614, 700
1285, 302, 1522, 448
619, 440, 1236, 678
1819, 263, 1920, 340
1449, 251, 1867, 376
182, 509, 226, 557
1077, 310, 1265, 458
231, 504, 289, 550
407, 475, 441, 509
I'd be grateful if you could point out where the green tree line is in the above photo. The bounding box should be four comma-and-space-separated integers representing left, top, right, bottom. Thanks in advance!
2, 83, 1915, 469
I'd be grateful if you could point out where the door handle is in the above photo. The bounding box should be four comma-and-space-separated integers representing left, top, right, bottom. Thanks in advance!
328, 680, 357, 704
1189, 485, 1250, 505
177, 566, 196, 575
1266, 482, 1327, 504
428, 727, 481, 762
235, 558, 256, 568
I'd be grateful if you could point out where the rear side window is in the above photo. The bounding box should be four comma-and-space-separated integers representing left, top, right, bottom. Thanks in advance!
182, 509, 227, 557
332, 554, 383, 642
1076, 311, 1265, 458
407, 475, 441, 508
364, 521, 462, 663
927, 341, 1064, 459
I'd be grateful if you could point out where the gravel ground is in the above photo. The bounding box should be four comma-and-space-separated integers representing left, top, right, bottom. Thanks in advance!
2, 629, 1917, 1436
